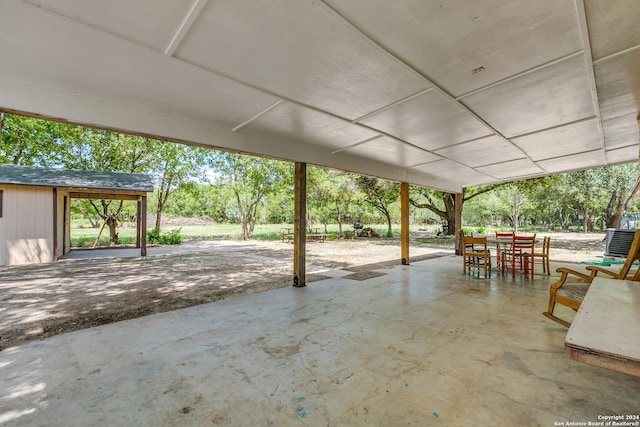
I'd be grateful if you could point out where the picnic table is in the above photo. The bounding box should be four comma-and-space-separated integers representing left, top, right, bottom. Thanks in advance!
280, 227, 327, 243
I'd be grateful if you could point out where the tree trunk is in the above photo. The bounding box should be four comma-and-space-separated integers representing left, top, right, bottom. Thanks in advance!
155, 200, 163, 231
443, 193, 456, 235
583, 208, 589, 233
336, 204, 342, 236
386, 211, 392, 236
106, 216, 118, 246
605, 178, 640, 228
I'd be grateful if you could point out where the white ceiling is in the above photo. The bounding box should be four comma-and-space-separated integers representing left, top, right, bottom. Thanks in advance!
0, 0, 638, 192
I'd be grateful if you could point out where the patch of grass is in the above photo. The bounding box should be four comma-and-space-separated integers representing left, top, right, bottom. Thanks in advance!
69, 222, 435, 246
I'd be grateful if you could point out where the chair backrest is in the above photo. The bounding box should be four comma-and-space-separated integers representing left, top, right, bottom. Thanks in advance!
541, 236, 551, 255
495, 231, 514, 238
617, 229, 640, 280
463, 236, 488, 253
513, 234, 536, 253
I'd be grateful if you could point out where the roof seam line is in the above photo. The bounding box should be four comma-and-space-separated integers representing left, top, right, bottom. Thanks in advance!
455, 50, 585, 101
164, 0, 209, 56
231, 100, 282, 132
330, 135, 384, 154
352, 88, 433, 123
593, 44, 640, 65
509, 116, 596, 139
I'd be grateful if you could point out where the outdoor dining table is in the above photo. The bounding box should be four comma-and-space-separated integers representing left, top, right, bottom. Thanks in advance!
485, 235, 538, 272
485, 236, 513, 269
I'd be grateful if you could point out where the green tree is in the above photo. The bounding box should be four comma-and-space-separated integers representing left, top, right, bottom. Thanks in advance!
562, 170, 604, 232
152, 144, 208, 231
496, 185, 531, 232
0, 113, 79, 166
409, 185, 500, 235
61, 129, 160, 244
210, 153, 291, 239
599, 163, 640, 228
355, 176, 398, 236
307, 167, 361, 234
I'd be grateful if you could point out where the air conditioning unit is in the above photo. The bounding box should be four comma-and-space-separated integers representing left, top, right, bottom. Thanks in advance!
605, 228, 635, 258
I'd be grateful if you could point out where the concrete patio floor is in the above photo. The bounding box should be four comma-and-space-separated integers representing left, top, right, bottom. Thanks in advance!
1, 255, 639, 426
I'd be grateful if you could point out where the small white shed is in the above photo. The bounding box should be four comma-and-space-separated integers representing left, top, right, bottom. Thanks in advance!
0, 164, 152, 266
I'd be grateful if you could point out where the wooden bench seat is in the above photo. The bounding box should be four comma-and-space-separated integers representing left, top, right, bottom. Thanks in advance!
280, 233, 328, 242
306, 233, 327, 242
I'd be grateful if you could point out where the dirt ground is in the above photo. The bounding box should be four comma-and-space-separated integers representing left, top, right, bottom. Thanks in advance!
0, 231, 605, 349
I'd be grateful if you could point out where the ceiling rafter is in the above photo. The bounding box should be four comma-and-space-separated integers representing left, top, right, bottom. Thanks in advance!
165, 0, 209, 56
574, 0, 607, 165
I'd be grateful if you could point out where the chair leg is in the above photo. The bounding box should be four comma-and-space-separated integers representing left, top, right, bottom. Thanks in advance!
542, 294, 572, 327
542, 311, 571, 328
545, 256, 550, 275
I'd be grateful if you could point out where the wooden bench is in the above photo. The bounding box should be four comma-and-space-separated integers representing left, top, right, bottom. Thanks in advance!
306, 233, 327, 242
279, 229, 327, 243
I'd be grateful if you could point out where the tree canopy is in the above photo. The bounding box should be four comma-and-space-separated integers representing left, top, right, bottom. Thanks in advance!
2, 112, 639, 239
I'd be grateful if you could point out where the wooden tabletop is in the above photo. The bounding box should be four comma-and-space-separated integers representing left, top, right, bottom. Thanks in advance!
565, 277, 640, 377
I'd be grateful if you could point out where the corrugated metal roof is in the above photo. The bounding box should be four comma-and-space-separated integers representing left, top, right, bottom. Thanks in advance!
0, 164, 153, 193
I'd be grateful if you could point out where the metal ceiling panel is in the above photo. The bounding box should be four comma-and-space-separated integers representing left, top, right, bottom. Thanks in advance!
326, 0, 582, 97
174, 0, 430, 121
475, 159, 544, 180
594, 50, 640, 121
433, 135, 523, 168
537, 151, 605, 174
0, 1, 281, 129
602, 114, 640, 150
463, 55, 595, 138
359, 90, 491, 151
585, 0, 640, 60
238, 101, 379, 152
512, 119, 602, 161
24, 0, 195, 52
606, 145, 639, 165
342, 136, 441, 168
411, 160, 494, 186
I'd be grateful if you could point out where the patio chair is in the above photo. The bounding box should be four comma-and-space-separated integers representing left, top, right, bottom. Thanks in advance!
543, 229, 640, 327
531, 236, 551, 275
463, 236, 491, 277
494, 231, 514, 268
501, 234, 536, 277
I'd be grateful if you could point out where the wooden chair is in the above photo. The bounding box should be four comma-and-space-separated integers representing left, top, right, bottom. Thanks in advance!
462, 236, 491, 277
543, 229, 640, 327
494, 231, 514, 269
531, 236, 551, 275
501, 234, 536, 277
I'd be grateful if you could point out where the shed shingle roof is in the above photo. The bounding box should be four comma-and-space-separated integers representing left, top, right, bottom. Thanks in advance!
0, 164, 153, 193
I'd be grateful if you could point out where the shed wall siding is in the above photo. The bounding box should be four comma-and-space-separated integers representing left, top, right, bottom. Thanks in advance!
0, 185, 54, 265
